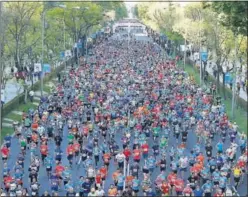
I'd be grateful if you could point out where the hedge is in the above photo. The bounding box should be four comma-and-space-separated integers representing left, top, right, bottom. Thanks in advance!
2, 58, 73, 117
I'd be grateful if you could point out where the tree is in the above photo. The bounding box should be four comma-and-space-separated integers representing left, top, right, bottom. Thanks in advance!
207, 2, 248, 36
3, 2, 42, 71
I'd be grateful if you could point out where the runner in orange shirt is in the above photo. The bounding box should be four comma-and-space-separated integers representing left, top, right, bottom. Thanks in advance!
108, 184, 118, 196
103, 152, 111, 168
99, 165, 108, 188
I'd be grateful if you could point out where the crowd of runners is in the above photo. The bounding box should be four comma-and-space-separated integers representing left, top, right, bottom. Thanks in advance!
1, 33, 247, 197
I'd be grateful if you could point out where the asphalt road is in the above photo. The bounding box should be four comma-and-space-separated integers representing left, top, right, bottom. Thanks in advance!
1, 34, 247, 197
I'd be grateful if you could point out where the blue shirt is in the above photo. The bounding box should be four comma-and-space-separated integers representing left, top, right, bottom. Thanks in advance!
147, 157, 156, 169
193, 189, 204, 197
216, 143, 223, 151
132, 179, 140, 190
117, 175, 125, 187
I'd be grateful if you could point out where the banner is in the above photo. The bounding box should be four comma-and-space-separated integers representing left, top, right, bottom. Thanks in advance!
34, 63, 42, 72
43, 64, 51, 73
201, 52, 208, 62
65, 50, 72, 57
225, 72, 232, 84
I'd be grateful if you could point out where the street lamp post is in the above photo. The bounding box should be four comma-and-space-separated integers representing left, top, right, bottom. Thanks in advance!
40, 10, 45, 97
41, 4, 66, 97
72, 6, 89, 67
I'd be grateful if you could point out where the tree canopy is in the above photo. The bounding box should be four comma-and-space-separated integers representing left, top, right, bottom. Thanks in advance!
1, 1, 127, 71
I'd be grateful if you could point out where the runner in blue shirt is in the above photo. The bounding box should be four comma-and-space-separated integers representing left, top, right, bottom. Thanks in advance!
117, 172, 125, 194
50, 172, 59, 193
147, 155, 156, 173
132, 177, 140, 196
54, 147, 63, 164
216, 140, 223, 154
201, 180, 213, 197
62, 166, 72, 186
44, 155, 53, 178
193, 185, 204, 197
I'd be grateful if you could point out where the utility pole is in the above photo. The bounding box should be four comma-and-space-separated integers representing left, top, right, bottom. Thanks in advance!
0, 0, 3, 186
231, 33, 237, 119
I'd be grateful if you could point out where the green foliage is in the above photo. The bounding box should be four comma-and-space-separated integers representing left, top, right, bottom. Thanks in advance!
210, 2, 248, 36
115, 3, 128, 20
1, 1, 118, 72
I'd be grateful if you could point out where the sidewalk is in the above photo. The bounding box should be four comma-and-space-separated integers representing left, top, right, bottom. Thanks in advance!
190, 56, 247, 101
2, 61, 64, 104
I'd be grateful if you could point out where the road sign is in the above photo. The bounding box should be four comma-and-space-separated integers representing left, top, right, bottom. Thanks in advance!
77, 43, 82, 49
201, 52, 208, 62
1, 89, 5, 104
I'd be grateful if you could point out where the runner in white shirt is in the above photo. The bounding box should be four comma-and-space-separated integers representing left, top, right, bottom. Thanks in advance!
179, 155, 189, 179
95, 186, 105, 197
116, 152, 126, 170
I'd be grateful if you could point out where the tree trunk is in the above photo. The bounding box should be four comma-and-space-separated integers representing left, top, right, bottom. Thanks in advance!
24, 87, 28, 103
215, 57, 222, 93
222, 72, 226, 100
203, 61, 207, 82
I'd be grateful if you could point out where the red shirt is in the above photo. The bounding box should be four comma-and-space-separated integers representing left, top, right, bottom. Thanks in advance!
167, 173, 177, 185
4, 176, 13, 188
55, 165, 65, 174
73, 143, 81, 152
161, 182, 170, 194
183, 187, 193, 195
67, 145, 74, 155
1, 147, 9, 157
237, 160, 246, 168
133, 149, 141, 160
123, 149, 132, 158
174, 179, 184, 192
40, 145, 48, 155
99, 167, 107, 178
141, 144, 149, 154
95, 174, 102, 184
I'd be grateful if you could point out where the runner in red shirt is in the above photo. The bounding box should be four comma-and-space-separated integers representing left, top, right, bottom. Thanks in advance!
167, 172, 177, 187
40, 142, 48, 162
95, 171, 102, 188
141, 143, 149, 159
1, 145, 9, 162
133, 147, 141, 163
73, 140, 81, 160
4, 175, 13, 192
174, 178, 184, 196
66, 144, 75, 166
160, 180, 171, 196
123, 147, 132, 162
182, 184, 193, 196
